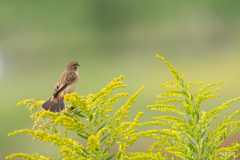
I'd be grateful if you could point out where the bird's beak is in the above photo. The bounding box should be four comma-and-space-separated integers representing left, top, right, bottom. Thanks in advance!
78, 64, 80, 66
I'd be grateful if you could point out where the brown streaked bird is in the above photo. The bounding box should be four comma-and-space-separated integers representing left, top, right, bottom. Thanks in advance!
41, 61, 80, 112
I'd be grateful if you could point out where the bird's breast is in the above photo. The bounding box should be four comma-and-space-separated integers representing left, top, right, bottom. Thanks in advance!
66, 80, 78, 94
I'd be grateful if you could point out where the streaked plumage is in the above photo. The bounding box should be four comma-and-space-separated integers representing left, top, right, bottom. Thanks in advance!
42, 61, 80, 112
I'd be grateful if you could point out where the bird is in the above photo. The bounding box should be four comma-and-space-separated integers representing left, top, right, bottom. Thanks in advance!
41, 61, 80, 112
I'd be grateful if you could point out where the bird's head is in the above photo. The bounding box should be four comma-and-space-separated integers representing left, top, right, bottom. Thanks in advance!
66, 61, 80, 70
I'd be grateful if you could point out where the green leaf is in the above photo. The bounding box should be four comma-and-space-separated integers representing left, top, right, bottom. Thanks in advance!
223, 132, 227, 139
92, 97, 96, 102
182, 90, 188, 96
200, 129, 207, 139
201, 145, 205, 156
189, 143, 198, 153
202, 137, 208, 151
189, 138, 196, 146
89, 114, 93, 122
79, 152, 86, 158
188, 119, 193, 126
100, 133, 109, 143
111, 139, 116, 146
191, 94, 194, 101
77, 132, 89, 139
81, 148, 91, 155
97, 121, 107, 132
77, 113, 87, 118
116, 153, 121, 160
185, 108, 191, 115
185, 97, 190, 105
90, 106, 98, 115
106, 153, 116, 160
103, 148, 108, 154
95, 109, 99, 120
196, 113, 200, 124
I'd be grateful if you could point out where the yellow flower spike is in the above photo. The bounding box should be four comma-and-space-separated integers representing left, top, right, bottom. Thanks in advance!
119, 75, 124, 79
87, 135, 100, 153
35, 110, 58, 123
17, 101, 24, 106
37, 100, 45, 106
134, 112, 144, 123
63, 94, 70, 102
180, 73, 185, 79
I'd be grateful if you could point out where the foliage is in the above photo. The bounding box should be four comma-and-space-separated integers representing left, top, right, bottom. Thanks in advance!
6, 55, 240, 160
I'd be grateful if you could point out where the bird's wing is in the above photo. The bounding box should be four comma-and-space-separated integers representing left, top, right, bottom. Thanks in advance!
52, 72, 77, 97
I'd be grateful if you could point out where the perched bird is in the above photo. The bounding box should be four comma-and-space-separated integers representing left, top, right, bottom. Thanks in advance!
41, 61, 80, 112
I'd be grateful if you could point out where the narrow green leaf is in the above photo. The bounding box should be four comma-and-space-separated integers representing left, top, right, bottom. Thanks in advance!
103, 148, 108, 154
97, 121, 107, 132
79, 152, 86, 158
200, 129, 207, 139
185, 108, 191, 115
202, 137, 208, 148
196, 113, 200, 124
100, 133, 109, 143
188, 119, 193, 126
106, 153, 116, 160
201, 145, 205, 156
77, 113, 87, 118
185, 97, 190, 105
116, 153, 121, 160
111, 139, 116, 146
81, 148, 91, 155
191, 94, 194, 101
189, 138, 196, 146
182, 90, 187, 96
90, 106, 98, 115
89, 114, 93, 122
189, 143, 198, 153
197, 131, 200, 143
223, 132, 226, 139
95, 109, 99, 120
77, 132, 89, 139
92, 98, 96, 102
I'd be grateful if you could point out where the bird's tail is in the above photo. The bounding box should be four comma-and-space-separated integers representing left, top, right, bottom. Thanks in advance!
41, 97, 65, 113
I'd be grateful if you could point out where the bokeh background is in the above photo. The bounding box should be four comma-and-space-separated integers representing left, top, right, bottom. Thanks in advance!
1, 1, 240, 159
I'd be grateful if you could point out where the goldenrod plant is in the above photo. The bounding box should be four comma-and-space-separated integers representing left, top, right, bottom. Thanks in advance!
124, 55, 240, 160
6, 55, 240, 160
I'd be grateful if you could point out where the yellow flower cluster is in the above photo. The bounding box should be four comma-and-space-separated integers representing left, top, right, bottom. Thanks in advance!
113, 85, 146, 125
17, 98, 44, 111
156, 55, 179, 78
6, 153, 51, 160
159, 80, 181, 88
156, 98, 183, 104
123, 152, 165, 160
186, 81, 203, 89
87, 135, 100, 153
148, 104, 186, 117
194, 82, 223, 110
165, 145, 193, 159
228, 110, 240, 122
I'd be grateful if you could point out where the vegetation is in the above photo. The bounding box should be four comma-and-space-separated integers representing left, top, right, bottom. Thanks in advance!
7, 55, 240, 160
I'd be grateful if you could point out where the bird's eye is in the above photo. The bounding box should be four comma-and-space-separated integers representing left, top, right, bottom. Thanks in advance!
75, 63, 78, 65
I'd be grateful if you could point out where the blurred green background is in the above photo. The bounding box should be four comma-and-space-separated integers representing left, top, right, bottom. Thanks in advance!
1, 1, 240, 159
